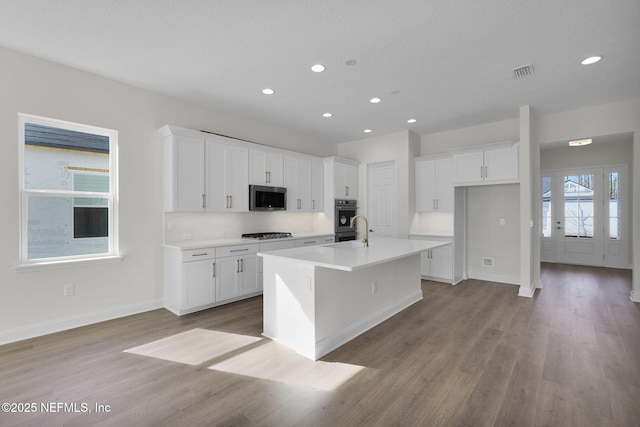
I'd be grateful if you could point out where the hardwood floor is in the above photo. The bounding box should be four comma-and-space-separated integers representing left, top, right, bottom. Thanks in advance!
1, 263, 638, 426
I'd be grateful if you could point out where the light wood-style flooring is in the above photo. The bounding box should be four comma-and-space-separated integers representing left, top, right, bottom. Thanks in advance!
1, 263, 638, 426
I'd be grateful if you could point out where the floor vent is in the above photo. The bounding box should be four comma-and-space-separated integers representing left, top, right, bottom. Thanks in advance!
512, 64, 534, 79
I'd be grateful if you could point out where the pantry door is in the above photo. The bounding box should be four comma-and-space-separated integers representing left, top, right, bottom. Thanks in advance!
367, 160, 397, 238
553, 168, 604, 266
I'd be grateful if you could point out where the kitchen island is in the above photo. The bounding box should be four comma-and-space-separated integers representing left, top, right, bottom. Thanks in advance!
259, 238, 449, 360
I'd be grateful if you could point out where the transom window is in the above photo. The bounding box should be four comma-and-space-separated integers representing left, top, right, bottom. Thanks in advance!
19, 114, 118, 264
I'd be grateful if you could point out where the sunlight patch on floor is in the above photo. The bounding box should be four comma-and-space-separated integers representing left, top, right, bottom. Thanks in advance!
208, 340, 365, 392
124, 328, 262, 365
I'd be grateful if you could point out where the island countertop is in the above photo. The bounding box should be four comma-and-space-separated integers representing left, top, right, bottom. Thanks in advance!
258, 237, 449, 272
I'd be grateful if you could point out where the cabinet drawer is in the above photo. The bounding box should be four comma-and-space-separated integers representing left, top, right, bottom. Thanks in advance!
181, 248, 216, 262
216, 244, 259, 258
295, 239, 321, 247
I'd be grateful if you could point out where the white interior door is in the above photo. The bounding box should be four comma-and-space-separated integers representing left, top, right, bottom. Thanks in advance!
367, 160, 397, 238
554, 168, 604, 266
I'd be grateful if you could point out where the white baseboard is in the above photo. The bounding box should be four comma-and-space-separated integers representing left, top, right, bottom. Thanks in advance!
314, 291, 423, 360
631, 289, 640, 303
467, 271, 520, 286
0, 299, 164, 345
518, 285, 536, 298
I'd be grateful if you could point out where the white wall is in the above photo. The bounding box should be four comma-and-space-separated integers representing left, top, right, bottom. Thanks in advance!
0, 46, 336, 343
466, 184, 521, 284
336, 131, 416, 238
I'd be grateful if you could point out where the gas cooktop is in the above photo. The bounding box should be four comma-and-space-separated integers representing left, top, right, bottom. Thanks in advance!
241, 232, 293, 240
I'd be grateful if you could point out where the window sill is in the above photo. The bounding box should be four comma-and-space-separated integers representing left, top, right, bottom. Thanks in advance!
14, 255, 124, 273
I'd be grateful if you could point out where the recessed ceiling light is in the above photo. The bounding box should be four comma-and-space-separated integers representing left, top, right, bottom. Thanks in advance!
581, 56, 602, 65
369, 97, 381, 104
345, 59, 357, 66
311, 64, 326, 73
262, 88, 275, 95
407, 119, 417, 124
322, 112, 332, 118
363, 129, 372, 133
568, 138, 592, 146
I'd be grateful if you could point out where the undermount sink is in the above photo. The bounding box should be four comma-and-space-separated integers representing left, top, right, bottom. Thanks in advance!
324, 241, 370, 249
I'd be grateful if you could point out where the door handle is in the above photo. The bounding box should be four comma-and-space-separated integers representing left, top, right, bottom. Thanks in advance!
556, 226, 563, 229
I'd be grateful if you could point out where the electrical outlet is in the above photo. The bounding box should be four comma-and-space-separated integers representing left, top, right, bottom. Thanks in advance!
482, 257, 494, 267
182, 233, 193, 240
499, 218, 506, 225
63, 284, 74, 296
371, 281, 377, 294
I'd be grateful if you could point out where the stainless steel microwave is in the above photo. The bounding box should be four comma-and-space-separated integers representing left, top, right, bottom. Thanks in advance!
249, 185, 287, 211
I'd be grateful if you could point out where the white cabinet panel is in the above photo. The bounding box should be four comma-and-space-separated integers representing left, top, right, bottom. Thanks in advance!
410, 235, 454, 283
249, 149, 284, 186
311, 160, 324, 212
415, 155, 453, 212
284, 154, 316, 211
165, 135, 206, 212
183, 259, 216, 307
206, 141, 248, 212
453, 143, 519, 186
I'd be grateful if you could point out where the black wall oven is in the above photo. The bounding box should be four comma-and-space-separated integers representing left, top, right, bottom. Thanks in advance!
335, 199, 357, 241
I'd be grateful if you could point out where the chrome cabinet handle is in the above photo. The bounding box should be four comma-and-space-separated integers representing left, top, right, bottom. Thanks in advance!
202, 194, 206, 209
485, 165, 488, 179
212, 262, 216, 277
230, 248, 249, 253
345, 186, 349, 196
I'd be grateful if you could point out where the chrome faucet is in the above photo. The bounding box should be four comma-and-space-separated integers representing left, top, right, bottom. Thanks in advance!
350, 215, 369, 247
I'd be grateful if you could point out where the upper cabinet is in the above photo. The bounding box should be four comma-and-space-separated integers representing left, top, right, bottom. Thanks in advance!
284, 154, 324, 212
206, 140, 249, 212
160, 125, 248, 212
160, 125, 324, 213
415, 154, 453, 212
249, 148, 284, 187
325, 157, 359, 200
453, 142, 519, 186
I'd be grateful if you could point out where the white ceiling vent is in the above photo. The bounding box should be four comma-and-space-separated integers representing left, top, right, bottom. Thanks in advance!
512, 64, 534, 79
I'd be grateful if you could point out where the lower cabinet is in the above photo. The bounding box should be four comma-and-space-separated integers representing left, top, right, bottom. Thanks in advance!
164, 236, 335, 315
216, 254, 258, 301
410, 235, 453, 283
164, 243, 259, 315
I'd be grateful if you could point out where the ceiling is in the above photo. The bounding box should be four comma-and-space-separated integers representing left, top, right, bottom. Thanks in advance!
1, 0, 639, 145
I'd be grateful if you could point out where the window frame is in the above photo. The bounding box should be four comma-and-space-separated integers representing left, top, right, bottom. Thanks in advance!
17, 113, 120, 269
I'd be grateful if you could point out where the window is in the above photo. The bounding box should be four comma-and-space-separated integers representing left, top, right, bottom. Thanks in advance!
19, 114, 118, 264
608, 171, 620, 240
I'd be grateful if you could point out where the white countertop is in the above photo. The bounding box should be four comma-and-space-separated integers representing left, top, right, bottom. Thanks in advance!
258, 238, 449, 272
162, 233, 333, 250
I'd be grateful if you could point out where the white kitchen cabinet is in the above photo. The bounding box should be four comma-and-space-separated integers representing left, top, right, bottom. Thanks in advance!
310, 159, 324, 212
453, 142, 519, 186
284, 155, 312, 211
160, 126, 248, 212
207, 140, 249, 212
324, 157, 359, 200
163, 134, 206, 212
294, 235, 335, 247
164, 243, 260, 316
164, 247, 217, 315
215, 244, 259, 300
249, 148, 284, 187
415, 155, 454, 212
409, 235, 454, 283
284, 155, 324, 212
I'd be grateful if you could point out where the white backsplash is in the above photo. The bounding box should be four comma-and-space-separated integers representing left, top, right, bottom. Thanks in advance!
164, 211, 333, 243
409, 212, 454, 236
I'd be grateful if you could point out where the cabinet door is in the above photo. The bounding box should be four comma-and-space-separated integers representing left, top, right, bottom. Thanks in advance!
454, 151, 484, 184
415, 158, 437, 212
311, 160, 324, 212
173, 136, 205, 211
344, 164, 358, 199
435, 157, 454, 211
429, 245, 453, 281
249, 149, 284, 186
182, 259, 215, 308
216, 257, 240, 301
284, 156, 299, 211
227, 145, 249, 211
420, 251, 431, 277
297, 159, 312, 211
239, 255, 259, 295
206, 141, 228, 211
334, 162, 347, 198
484, 146, 519, 182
